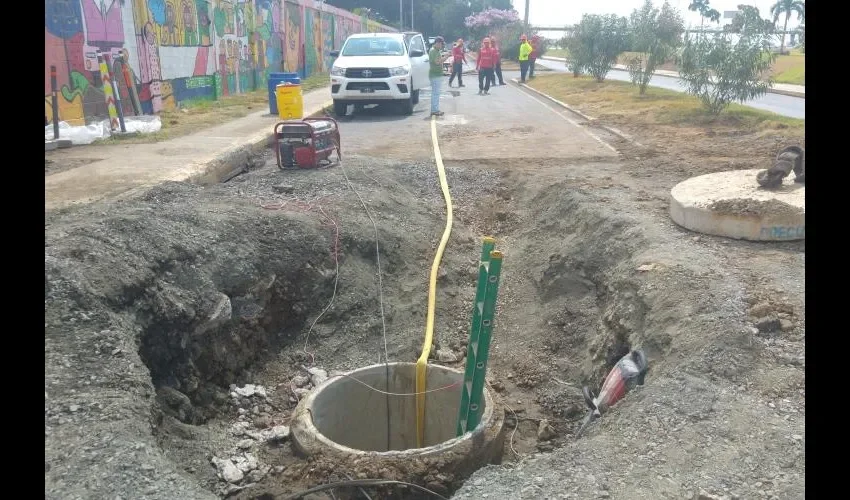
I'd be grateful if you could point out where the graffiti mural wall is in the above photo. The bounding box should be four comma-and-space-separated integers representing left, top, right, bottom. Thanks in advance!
45, 0, 394, 126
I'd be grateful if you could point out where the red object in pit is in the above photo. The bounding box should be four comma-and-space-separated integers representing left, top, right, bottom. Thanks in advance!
274, 117, 341, 170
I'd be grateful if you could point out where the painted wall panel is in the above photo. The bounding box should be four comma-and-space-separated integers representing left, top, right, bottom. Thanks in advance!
45, 0, 395, 126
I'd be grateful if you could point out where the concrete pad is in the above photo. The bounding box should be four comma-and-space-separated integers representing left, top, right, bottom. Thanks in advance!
669, 169, 804, 241
45, 141, 58, 152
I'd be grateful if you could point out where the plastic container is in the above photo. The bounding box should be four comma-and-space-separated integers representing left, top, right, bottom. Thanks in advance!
268, 72, 300, 115
276, 82, 304, 120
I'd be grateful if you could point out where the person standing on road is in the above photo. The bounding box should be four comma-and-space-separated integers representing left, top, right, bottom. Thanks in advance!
448, 38, 467, 88
429, 36, 447, 116
529, 35, 541, 79
476, 37, 497, 95
519, 35, 533, 83
492, 36, 506, 86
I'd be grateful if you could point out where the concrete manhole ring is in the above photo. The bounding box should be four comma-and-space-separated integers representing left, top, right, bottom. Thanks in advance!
669, 169, 805, 241
290, 362, 505, 482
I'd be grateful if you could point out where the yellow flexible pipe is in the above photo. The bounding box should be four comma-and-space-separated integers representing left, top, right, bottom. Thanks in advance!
415, 116, 454, 447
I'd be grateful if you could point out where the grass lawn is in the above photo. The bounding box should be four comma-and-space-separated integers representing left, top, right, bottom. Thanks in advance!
770, 50, 805, 85
546, 48, 569, 58
98, 72, 329, 145
526, 73, 804, 135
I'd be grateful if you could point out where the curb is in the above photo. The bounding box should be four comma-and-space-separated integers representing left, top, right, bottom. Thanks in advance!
539, 56, 806, 99
510, 78, 643, 147
188, 99, 334, 185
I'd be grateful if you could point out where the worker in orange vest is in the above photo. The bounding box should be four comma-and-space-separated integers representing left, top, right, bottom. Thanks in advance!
448, 38, 467, 88
529, 35, 541, 79
489, 34, 506, 86
476, 37, 497, 95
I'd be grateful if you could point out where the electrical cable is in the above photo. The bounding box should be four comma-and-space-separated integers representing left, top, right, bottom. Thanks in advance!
281, 479, 449, 500
338, 159, 392, 451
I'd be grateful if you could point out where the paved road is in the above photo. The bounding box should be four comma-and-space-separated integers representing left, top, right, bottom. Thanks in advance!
535, 58, 805, 119
335, 77, 619, 164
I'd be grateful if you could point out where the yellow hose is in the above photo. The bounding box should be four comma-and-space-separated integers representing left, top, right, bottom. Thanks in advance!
415, 116, 454, 447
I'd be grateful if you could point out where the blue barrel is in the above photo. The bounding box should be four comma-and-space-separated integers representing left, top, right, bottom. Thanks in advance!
268, 72, 300, 115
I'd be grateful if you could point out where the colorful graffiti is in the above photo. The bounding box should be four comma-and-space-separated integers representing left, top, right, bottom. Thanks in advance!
45, 0, 394, 126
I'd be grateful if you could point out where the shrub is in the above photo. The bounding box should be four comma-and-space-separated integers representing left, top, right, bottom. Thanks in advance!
678, 6, 776, 114
627, 0, 685, 94
569, 14, 630, 82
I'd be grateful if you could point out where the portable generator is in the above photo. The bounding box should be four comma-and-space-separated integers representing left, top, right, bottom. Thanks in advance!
273, 117, 341, 170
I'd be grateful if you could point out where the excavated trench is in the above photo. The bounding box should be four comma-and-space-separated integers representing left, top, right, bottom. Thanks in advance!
45, 161, 685, 499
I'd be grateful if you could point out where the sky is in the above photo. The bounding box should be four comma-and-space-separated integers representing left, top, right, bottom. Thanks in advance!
518, 0, 803, 30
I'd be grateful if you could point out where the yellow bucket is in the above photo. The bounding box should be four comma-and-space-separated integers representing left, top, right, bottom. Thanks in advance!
276, 83, 304, 120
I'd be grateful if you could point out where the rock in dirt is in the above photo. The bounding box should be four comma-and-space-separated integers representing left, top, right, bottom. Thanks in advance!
263, 425, 290, 443
291, 375, 310, 388
537, 419, 558, 441
437, 349, 459, 363
272, 183, 295, 194
233, 453, 258, 473
212, 457, 244, 483
237, 439, 254, 450
755, 317, 781, 334
694, 489, 728, 500
307, 367, 328, 386
748, 302, 773, 318
490, 380, 506, 392
253, 415, 272, 429
233, 384, 267, 399
294, 388, 311, 399
779, 319, 795, 331
230, 421, 250, 436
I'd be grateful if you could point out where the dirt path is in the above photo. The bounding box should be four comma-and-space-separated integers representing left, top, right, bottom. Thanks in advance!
45, 82, 804, 500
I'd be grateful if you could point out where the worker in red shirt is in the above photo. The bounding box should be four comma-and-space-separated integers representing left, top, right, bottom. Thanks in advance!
476, 37, 497, 95
489, 35, 506, 86
529, 35, 541, 79
448, 38, 467, 88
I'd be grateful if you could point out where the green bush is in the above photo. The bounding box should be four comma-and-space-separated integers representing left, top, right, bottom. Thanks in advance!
569, 14, 630, 82
677, 6, 776, 114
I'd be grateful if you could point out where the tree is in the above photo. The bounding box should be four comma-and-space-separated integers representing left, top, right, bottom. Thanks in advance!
570, 14, 630, 82
678, 7, 776, 114
688, 0, 720, 41
770, 0, 805, 54
561, 31, 586, 77
627, 0, 685, 94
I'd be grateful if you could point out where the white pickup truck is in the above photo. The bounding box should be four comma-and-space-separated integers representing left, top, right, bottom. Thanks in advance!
329, 32, 430, 116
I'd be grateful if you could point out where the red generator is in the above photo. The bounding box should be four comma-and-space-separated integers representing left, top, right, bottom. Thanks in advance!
274, 118, 341, 170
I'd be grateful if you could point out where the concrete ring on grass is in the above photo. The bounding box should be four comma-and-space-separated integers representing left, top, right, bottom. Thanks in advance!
290, 362, 505, 482
670, 169, 804, 241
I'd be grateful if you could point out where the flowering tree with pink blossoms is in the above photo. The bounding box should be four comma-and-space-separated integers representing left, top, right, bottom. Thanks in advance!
464, 7, 545, 61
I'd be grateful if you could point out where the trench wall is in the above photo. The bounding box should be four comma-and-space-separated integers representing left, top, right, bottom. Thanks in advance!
45, 0, 395, 125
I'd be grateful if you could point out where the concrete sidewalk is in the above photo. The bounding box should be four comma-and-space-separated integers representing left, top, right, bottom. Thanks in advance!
540, 56, 805, 98
45, 88, 332, 211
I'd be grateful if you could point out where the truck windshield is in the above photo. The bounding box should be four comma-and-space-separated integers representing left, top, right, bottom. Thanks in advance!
342, 37, 405, 56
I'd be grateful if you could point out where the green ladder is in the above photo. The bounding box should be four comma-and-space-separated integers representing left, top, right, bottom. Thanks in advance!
456, 237, 504, 436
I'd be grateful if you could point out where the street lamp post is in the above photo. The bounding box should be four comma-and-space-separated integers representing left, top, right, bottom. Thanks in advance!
524, 0, 530, 33
400, 0, 403, 30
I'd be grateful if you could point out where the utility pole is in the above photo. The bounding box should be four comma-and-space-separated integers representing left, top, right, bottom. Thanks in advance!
524, 0, 530, 33
411, 0, 414, 30
400, 0, 403, 30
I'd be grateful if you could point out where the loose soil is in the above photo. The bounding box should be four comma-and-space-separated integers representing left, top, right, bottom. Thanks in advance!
45, 85, 804, 500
